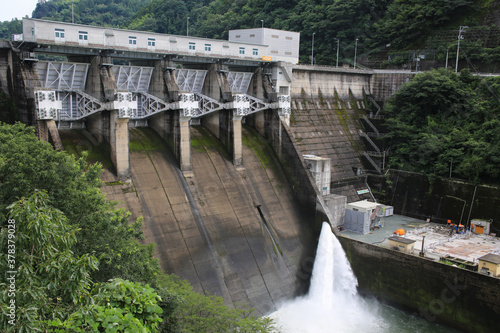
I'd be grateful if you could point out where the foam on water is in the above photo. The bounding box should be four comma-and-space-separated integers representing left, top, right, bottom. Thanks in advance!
269, 222, 386, 332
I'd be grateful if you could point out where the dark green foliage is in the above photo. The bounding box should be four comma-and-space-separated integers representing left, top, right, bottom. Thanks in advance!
155, 274, 277, 333
0, 122, 160, 284
47, 279, 164, 332
32, 0, 153, 27
0, 191, 98, 332
373, 0, 476, 49
383, 68, 500, 184
0, 18, 22, 39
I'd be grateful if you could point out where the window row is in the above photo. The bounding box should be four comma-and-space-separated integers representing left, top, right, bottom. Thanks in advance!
53, 28, 258, 56
55, 28, 88, 43
239, 47, 259, 56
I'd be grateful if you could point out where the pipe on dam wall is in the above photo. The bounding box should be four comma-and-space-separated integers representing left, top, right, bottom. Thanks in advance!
338, 236, 500, 333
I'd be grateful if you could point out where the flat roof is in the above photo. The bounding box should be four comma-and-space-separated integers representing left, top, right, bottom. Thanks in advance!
346, 200, 380, 209
479, 253, 500, 265
24, 18, 268, 46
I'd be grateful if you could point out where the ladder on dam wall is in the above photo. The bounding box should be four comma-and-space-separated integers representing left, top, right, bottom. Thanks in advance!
360, 96, 387, 174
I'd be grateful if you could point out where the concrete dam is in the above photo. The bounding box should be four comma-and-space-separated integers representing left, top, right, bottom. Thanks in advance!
0, 20, 412, 316
94, 125, 315, 315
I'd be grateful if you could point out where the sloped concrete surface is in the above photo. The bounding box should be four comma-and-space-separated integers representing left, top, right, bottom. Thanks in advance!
101, 127, 314, 315
289, 98, 370, 202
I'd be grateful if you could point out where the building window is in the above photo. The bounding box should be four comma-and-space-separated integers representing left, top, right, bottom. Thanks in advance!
250, 34, 255, 37
54, 28, 65, 41
271, 50, 278, 54
205, 44, 211, 52
148, 38, 156, 49
189, 42, 196, 50
286, 36, 293, 40
235, 35, 241, 38
78, 31, 88, 44
129, 36, 137, 47
285, 51, 292, 55
239, 47, 245, 55
272, 35, 279, 38
252, 48, 258, 56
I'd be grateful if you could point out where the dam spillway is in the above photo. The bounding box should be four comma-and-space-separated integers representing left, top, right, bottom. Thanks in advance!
93, 126, 315, 315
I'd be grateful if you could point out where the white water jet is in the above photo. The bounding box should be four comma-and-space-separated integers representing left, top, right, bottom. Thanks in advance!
270, 222, 385, 333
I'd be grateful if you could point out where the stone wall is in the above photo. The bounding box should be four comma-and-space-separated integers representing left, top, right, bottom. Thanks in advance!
339, 236, 500, 333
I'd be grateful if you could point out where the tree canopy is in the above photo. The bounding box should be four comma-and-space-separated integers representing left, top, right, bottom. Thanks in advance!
0, 122, 159, 284
383, 68, 500, 184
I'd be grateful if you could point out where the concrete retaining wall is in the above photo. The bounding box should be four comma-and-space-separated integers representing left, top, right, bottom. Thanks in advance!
368, 170, 500, 232
370, 70, 415, 102
291, 66, 372, 100
339, 236, 500, 333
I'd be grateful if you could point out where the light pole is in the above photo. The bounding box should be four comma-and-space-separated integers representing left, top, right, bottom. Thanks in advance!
354, 38, 359, 68
187, 17, 190, 36
261, 20, 264, 29
72, 1, 74, 23
335, 38, 339, 68
455, 25, 468, 73
311, 33, 315, 66
446, 195, 467, 226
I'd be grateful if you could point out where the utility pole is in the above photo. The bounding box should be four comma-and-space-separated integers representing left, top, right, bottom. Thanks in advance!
335, 38, 339, 68
187, 17, 190, 36
455, 26, 468, 73
354, 38, 359, 68
72, 1, 74, 23
311, 33, 315, 66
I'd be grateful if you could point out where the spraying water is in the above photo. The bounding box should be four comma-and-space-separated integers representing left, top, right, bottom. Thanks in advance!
270, 222, 457, 333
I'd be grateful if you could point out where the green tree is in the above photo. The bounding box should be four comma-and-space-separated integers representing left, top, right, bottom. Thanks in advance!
47, 279, 164, 332
0, 18, 22, 39
0, 122, 160, 284
373, 0, 475, 49
0, 191, 98, 332
156, 274, 277, 332
383, 68, 500, 183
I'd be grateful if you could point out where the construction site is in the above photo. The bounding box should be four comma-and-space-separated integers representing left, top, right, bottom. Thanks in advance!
340, 203, 500, 277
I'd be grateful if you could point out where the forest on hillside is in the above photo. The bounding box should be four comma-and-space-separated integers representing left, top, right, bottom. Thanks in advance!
1, 0, 499, 69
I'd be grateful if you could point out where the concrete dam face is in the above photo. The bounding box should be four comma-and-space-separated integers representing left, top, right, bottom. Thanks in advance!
81, 126, 316, 315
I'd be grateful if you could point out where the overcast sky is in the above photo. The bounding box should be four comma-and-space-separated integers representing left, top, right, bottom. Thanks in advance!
1, 0, 38, 22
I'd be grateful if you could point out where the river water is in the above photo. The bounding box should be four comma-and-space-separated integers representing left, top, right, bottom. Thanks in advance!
269, 222, 460, 333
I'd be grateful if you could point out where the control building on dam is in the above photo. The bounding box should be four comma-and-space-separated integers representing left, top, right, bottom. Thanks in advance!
0, 18, 413, 314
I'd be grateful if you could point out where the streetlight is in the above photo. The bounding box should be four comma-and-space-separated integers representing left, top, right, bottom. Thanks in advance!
334, 38, 340, 68
354, 38, 359, 69
311, 33, 315, 66
455, 25, 468, 73
261, 20, 264, 29
187, 17, 190, 36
